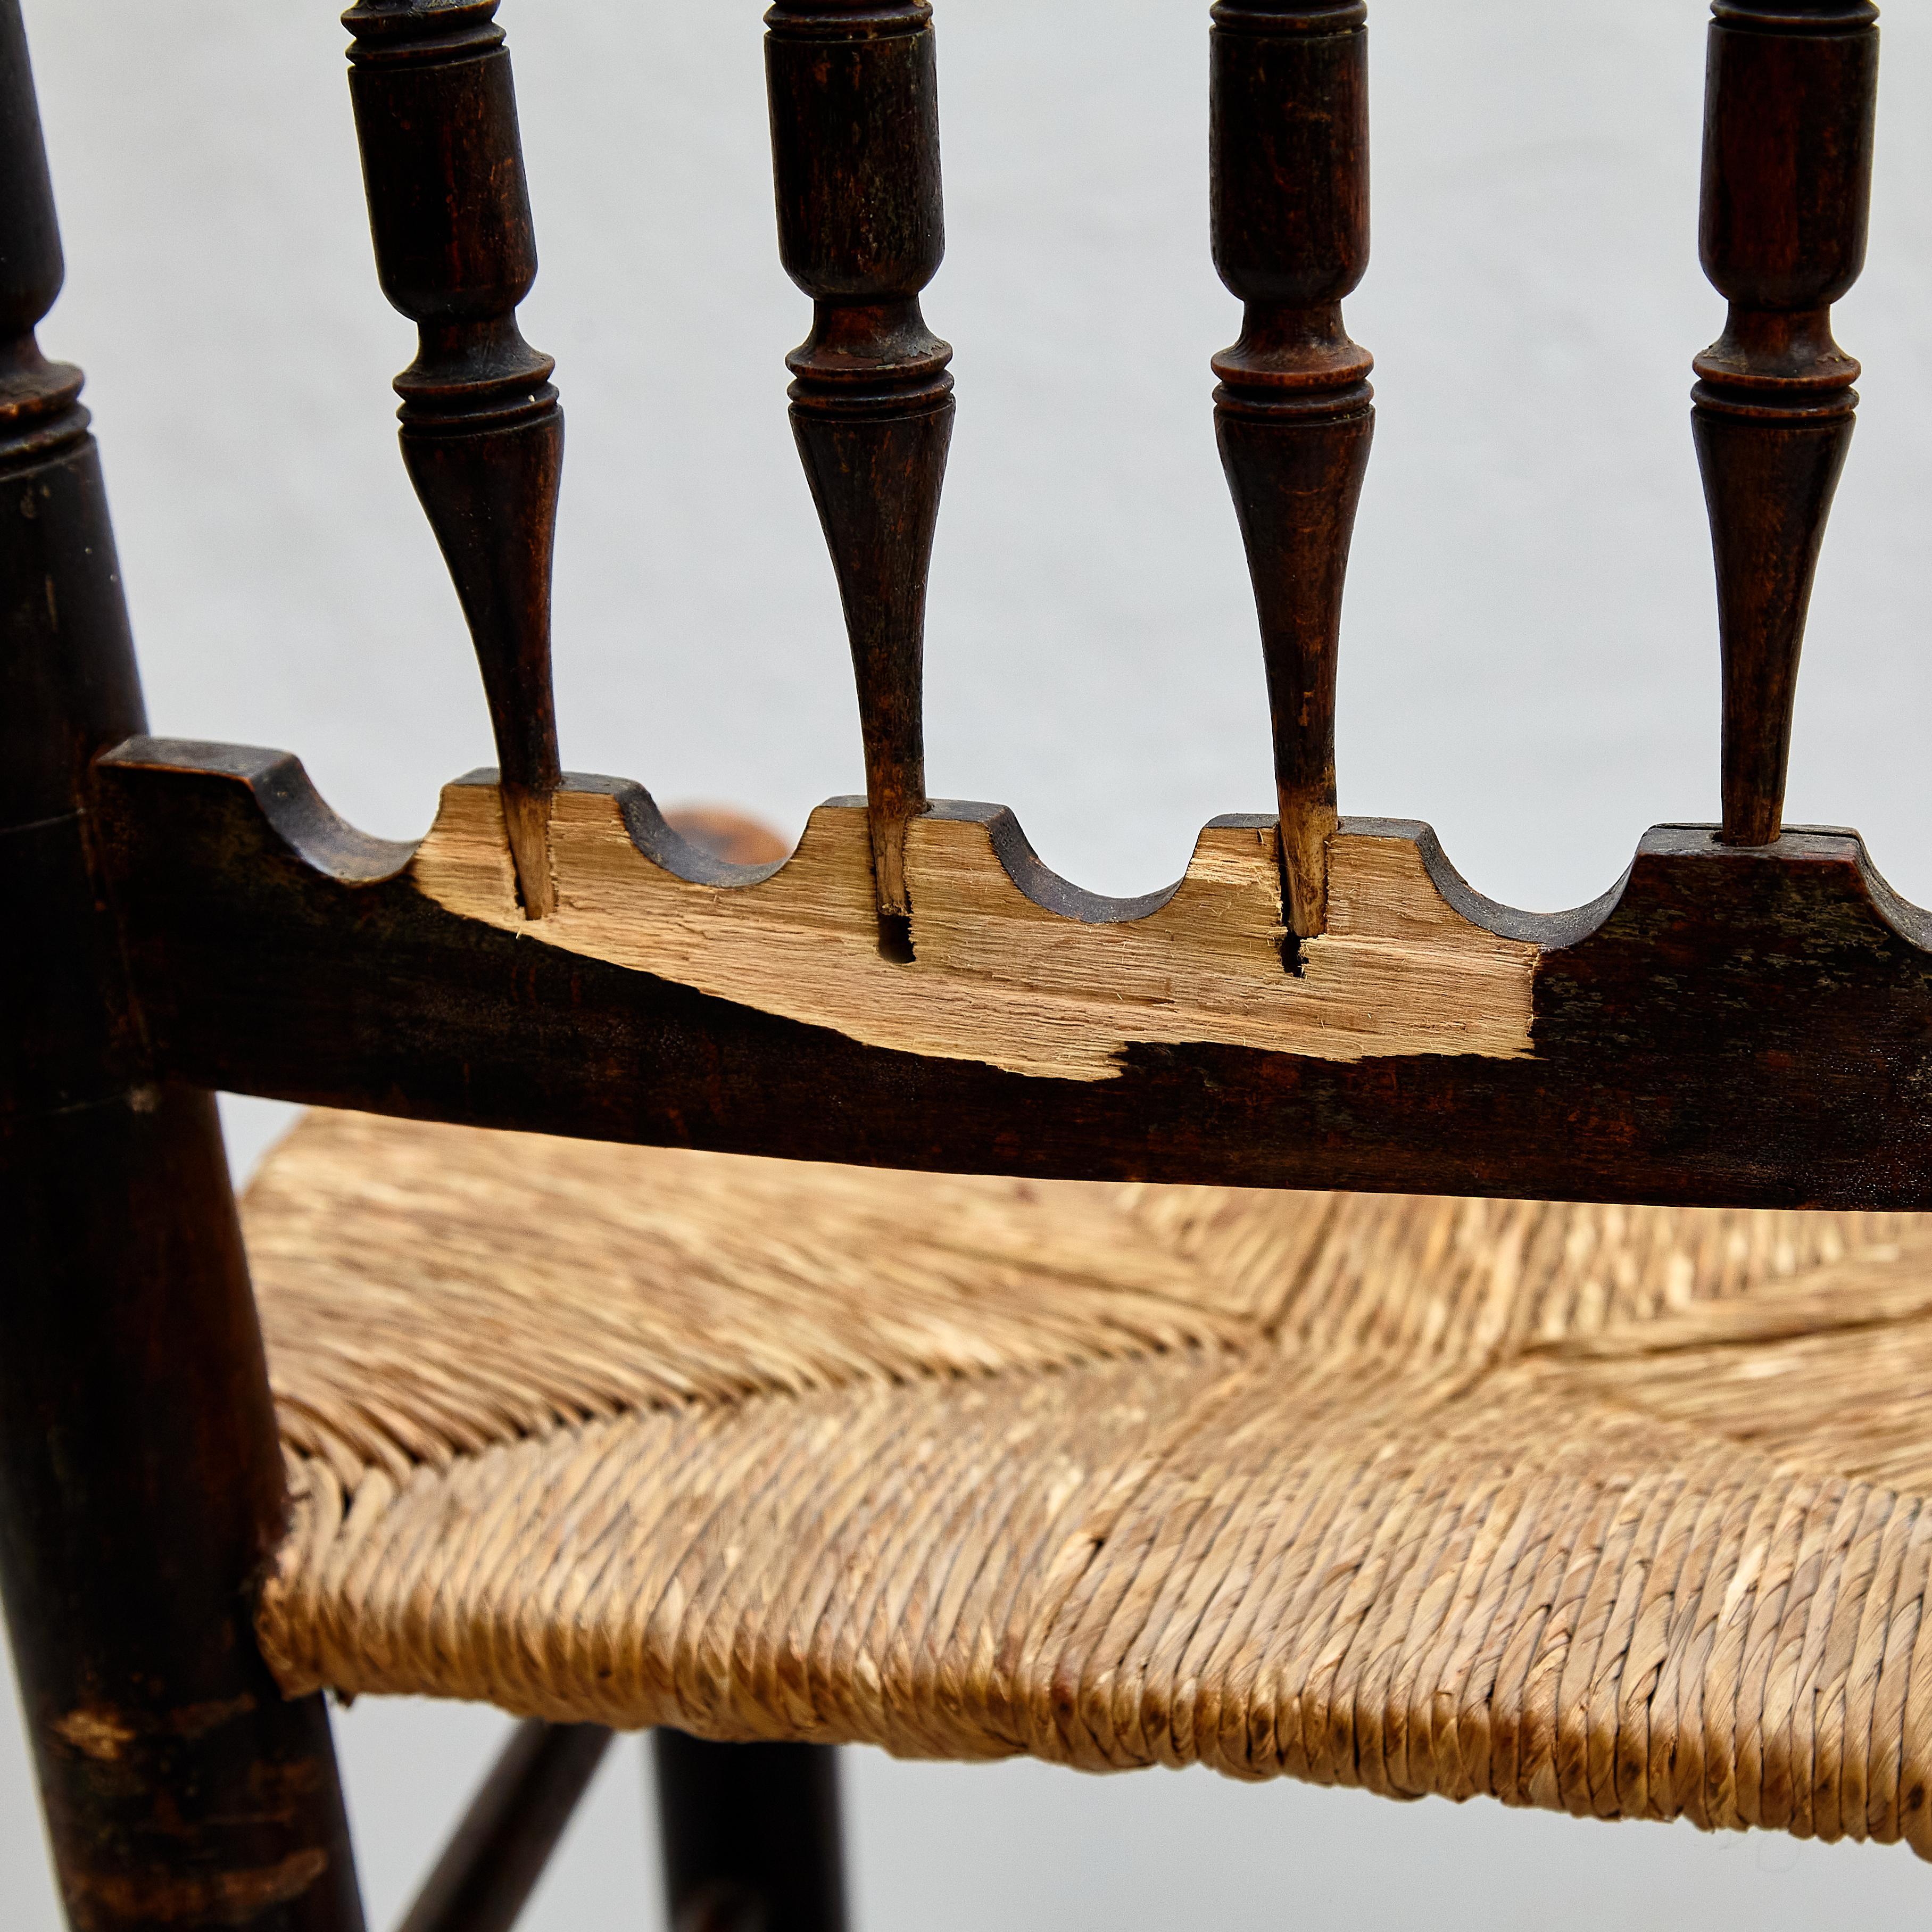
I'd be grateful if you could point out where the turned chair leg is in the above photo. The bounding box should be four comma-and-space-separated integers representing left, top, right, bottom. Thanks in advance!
0, 6, 365, 1926
651, 1732, 847, 1932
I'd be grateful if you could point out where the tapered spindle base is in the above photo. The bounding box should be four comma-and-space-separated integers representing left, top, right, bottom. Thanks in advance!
401, 402, 563, 918
1693, 393, 1853, 847
1215, 385, 1372, 943
789, 386, 952, 930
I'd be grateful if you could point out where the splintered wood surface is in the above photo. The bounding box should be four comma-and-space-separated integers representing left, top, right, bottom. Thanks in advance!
92, 739, 1932, 1207
409, 781, 1536, 1080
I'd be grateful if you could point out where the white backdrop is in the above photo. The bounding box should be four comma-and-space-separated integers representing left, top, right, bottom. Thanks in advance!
6, 2, 1932, 1925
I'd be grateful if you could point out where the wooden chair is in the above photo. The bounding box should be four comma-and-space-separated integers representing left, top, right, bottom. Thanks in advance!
5, 1, 1927, 1926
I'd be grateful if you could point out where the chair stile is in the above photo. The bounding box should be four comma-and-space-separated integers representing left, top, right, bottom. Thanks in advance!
0, 4, 366, 1925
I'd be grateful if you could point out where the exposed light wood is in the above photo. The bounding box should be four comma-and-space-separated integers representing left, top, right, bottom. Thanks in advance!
94, 742, 1932, 1206
407, 781, 1538, 1080
20, 0, 1931, 1921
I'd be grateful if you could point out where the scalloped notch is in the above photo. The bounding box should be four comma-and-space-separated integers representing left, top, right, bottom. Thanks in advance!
407, 779, 1537, 1080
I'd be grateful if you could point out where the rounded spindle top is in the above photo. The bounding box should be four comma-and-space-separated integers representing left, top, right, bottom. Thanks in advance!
1710, 2, 1878, 29
1209, 2, 1368, 32
343, 0, 504, 62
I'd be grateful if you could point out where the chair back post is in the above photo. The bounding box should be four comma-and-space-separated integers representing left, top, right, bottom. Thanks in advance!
0, 5, 365, 1925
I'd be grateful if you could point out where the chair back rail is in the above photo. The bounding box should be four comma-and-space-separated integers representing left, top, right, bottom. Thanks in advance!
85, 743, 1932, 1210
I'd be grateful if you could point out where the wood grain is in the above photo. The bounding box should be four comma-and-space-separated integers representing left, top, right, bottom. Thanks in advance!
90, 739, 1932, 1209
407, 778, 1537, 1079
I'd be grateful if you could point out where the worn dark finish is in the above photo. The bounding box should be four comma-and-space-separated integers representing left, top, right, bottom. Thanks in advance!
0, 7, 365, 1927
766, 0, 952, 949
653, 1732, 847, 1932
1, 1097, 366, 1932
87, 740, 1932, 1213
345, 0, 563, 917
395, 1722, 611, 1932
1693, 0, 1877, 847
1212, 1, 1373, 944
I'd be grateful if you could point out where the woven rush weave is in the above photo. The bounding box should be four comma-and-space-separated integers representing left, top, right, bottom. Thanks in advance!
247, 1110, 1932, 1857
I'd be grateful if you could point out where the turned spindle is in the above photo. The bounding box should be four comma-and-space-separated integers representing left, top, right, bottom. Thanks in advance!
1212, 1, 1373, 947
1694, 0, 1877, 848
345, 0, 562, 917
766, 0, 953, 953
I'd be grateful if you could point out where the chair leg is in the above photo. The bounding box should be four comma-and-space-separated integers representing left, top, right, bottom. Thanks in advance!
651, 1732, 847, 1932
1, 1090, 368, 1932
0, 7, 367, 1921
396, 1721, 612, 1932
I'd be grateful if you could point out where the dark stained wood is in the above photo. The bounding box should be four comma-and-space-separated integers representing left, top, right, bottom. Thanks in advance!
90, 740, 1932, 1212
1693, 0, 1877, 847
1211, 0, 1373, 946
0, 6, 366, 1925
766, 0, 953, 952
394, 1722, 611, 1932
652, 1732, 846, 1932
345, 0, 563, 918
2, 1095, 367, 1932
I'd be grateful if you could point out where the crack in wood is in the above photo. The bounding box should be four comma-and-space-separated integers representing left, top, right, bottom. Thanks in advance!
408, 780, 1539, 1080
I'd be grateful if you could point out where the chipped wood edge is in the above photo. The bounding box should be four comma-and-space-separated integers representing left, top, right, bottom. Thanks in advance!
405, 784, 1539, 1082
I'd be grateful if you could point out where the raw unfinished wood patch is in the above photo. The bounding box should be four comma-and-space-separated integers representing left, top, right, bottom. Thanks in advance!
409, 785, 1538, 1080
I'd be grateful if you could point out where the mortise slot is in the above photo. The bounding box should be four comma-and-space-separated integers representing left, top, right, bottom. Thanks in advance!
877, 909, 916, 965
